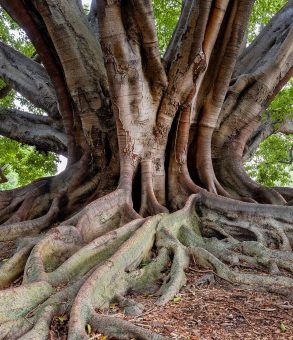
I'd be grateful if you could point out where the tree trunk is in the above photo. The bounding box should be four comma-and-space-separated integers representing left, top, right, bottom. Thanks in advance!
0, 1, 292, 339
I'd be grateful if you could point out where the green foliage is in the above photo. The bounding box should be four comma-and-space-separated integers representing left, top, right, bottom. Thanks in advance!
245, 134, 293, 187
0, 79, 14, 108
153, 0, 181, 54
0, 137, 58, 190
0, 8, 58, 189
268, 80, 293, 124
248, 0, 287, 42
0, 8, 34, 56
247, 82, 293, 187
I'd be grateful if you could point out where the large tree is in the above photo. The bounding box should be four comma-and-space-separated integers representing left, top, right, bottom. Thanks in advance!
0, 0, 292, 338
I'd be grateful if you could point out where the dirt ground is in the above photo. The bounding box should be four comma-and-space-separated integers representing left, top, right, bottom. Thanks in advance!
49, 262, 293, 340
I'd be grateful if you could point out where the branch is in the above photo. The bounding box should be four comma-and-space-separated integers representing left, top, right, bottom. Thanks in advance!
0, 41, 59, 118
158, 0, 254, 124
0, 83, 11, 99
234, 2, 293, 78
244, 115, 293, 161
243, 119, 275, 161
97, 0, 166, 92
216, 3, 293, 144
164, 0, 211, 68
96, 0, 166, 126
32, 0, 115, 134
0, 165, 8, 184
0, 0, 86, 162
197, 0, 254, 129
0, 108, 67, 155
160, 0, 211, 115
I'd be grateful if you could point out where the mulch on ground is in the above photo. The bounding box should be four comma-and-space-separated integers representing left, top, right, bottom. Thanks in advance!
59, 263, 292, 339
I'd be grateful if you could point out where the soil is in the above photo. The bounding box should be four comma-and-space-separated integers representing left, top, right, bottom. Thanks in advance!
48, 262, 293, 340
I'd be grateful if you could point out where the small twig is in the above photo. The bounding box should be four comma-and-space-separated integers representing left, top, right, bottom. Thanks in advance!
189, 267, 214, 274
189, 267, 236, 285
24, 316, 34, 326
128, 307, 157, 320
231, 306, 252, 326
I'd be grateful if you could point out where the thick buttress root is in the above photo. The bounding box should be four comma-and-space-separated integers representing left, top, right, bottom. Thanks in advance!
0, 192, 293, 339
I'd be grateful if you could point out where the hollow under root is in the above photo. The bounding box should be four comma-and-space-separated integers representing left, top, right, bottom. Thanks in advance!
0, 193, 293, 339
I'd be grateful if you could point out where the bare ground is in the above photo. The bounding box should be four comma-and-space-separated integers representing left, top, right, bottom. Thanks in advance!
47, 261, 293, 340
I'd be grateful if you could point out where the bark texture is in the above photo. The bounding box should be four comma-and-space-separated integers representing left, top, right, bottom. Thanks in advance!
0, 0, 292, 339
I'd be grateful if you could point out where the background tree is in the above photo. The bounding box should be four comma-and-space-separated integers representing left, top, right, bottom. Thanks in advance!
0, 1, 292, 339
0, 8, 58, 189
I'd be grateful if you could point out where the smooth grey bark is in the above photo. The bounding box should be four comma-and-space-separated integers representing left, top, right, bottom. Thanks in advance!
234, 4, 293, 77
243, 118, 275, 161
0, 108, 67, 154
0, 41, 59, 118
244, 118, 293, 161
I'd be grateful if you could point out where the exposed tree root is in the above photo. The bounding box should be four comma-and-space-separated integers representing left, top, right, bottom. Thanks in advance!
0, 193, 292, 339
0, 236, 40, 289
0, 195, 61, 242
86, 313, 167, 340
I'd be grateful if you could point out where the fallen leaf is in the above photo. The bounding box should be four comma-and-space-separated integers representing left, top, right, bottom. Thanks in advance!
86, 323, 92, 335
173, 296, 182, 303
57, 315, 68, 323
280, 322, 288, 332
109, 303, 118, 309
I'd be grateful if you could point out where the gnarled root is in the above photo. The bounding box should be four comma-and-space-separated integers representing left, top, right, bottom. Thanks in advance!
0, 194, 61, 242
0, 193, 293, 339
